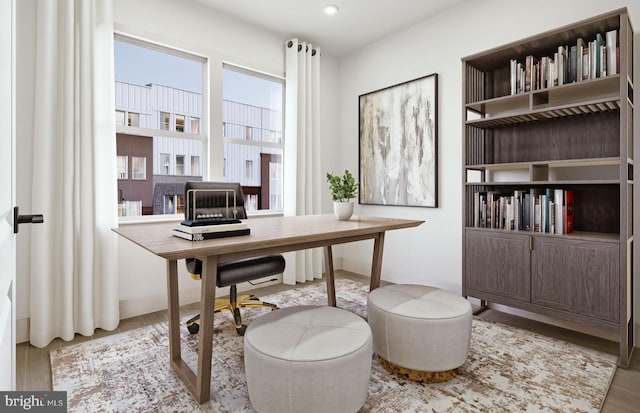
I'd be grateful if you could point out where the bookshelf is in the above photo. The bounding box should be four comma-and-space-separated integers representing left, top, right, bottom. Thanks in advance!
461, 8, 634, 367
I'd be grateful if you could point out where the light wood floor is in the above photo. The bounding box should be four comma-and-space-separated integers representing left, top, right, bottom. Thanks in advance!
16, 271, 639, 412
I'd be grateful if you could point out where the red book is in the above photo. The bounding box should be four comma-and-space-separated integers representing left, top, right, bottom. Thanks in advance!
565, 190, 574, 234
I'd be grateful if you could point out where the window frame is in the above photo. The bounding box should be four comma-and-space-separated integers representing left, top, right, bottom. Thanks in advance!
222, 63, 285, 214
131, 156, 147, 180
113, 30, 286, 222
114, 32, 208, 223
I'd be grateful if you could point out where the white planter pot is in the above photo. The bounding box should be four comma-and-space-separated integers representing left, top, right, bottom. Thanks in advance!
333, 201, 354, 220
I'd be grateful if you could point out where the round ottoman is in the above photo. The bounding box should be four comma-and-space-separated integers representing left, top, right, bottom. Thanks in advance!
367, 284, 472, 383
244, 305, 372, 413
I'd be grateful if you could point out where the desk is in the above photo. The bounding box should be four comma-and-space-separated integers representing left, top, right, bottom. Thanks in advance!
113, 214, 423, 404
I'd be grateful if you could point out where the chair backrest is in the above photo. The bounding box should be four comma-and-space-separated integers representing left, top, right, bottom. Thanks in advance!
184, 181, 247, 220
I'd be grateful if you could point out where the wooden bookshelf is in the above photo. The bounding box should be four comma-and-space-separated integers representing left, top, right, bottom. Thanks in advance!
461, 8, 634, 367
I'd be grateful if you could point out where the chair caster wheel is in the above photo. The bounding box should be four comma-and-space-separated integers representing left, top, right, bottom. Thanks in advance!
236, 325, 247, 336
187, 323, 200, 334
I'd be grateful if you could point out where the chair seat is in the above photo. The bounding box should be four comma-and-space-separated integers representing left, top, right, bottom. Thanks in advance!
217, 255, 286, 287
185, 255, 285, 286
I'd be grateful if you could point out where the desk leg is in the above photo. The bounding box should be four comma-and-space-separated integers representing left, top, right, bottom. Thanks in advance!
166, 259, 181, 362
166, 256, 217, 404
196, 255, 218, 403
324, 246, 337, 307
370, 232, 385, 291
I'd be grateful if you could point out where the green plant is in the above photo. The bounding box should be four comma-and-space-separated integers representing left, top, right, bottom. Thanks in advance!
326, 169, 358, 202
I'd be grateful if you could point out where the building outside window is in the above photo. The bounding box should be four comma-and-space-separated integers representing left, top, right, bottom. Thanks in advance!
132, 156, 146, 180
176, 155, 185, 175
114, 37, 283, 216
160, 112, 170, 130
175, 114, 185, 132
223, 65, 284, 211
114, 35, 205, 217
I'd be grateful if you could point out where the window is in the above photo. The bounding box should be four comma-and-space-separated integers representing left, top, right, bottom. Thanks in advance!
132, 156, 146, 180
245, 160, 253, 179
160, 112, 170, 130
115, 110, 125, 126
114, 35, 205, 217
191, 117, 200, 134
128, 112, 140, 127
223, 65, 284, 212
160, 153, 170, 175
117, 155, 128, 179
175, 114, 185, 132
176, 155, 185, 175
191, 155, 200, 176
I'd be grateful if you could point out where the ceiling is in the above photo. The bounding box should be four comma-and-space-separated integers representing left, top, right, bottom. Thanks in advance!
192, 0, 472, 56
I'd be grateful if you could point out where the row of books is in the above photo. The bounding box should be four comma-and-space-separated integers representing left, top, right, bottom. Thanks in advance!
172, 221, 250, 241
473, 189, 574, 234
510, 29, 618, 95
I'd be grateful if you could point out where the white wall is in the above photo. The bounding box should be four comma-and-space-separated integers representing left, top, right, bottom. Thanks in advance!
337, 0, 640, 343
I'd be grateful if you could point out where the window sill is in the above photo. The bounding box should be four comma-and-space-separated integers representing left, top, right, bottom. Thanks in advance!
117, 210, 283, 225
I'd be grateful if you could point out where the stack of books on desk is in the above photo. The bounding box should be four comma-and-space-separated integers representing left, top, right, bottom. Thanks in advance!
172, 219, 250, 241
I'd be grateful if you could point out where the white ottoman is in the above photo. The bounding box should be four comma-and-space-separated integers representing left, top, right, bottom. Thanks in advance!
244, 305, 372, 413
367, 284, 472, 383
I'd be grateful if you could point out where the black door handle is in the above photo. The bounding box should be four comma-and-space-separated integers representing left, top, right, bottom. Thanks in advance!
13, 206, 44, 234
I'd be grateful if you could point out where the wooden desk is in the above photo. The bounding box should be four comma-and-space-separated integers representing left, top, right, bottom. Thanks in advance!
113, 214, 423, 404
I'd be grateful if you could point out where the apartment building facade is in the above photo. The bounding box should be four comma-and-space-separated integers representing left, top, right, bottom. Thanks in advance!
114, 81, 283, 216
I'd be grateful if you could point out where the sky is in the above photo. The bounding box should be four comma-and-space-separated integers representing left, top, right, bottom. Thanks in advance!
114, 40, 283, 111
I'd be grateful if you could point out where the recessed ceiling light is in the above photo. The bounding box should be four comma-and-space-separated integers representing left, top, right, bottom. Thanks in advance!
323, 4, 339, 15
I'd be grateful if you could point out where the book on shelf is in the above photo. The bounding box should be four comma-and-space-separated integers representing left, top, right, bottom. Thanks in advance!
522, 193, 531, 231
529, 188, 543, 232
544, 188, 554, 233
508, 29, 618, 94
174, 221, 247, 234
534, 196, 541, 233
576, 38, 585, 82
595, 33, 603, 78
554, 189, 564, 234
474, 192, 481, 227
565, 190, 574, 234
472, 188, 575, 235
172, 227, 250, 241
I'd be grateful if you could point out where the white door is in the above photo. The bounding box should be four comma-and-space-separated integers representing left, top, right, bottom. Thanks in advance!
0, 0, 16, 390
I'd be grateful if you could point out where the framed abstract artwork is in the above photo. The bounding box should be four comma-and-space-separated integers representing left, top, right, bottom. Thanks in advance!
359, 73, 438, 207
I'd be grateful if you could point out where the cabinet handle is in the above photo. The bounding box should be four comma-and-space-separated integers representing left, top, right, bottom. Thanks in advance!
529, 236, 533, 251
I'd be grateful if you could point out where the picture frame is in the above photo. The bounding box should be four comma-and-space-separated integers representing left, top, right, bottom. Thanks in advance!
359, 73, 438, 207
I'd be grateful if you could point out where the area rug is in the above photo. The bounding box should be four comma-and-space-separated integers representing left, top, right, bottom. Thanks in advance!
50, 279, 617, 412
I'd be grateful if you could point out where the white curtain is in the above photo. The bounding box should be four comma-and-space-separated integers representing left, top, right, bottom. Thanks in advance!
29, 0, 119, 348
283, 39, 323, 284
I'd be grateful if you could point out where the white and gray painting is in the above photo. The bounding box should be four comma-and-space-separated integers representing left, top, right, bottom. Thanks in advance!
359, 74, 437, 207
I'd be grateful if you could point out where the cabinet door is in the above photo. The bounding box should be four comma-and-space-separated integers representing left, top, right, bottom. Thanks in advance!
465, 231, 531, 302
531, 237, 619, 322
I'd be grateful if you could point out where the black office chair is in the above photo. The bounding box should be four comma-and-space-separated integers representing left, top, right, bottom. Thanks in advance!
182, 182, 285, 336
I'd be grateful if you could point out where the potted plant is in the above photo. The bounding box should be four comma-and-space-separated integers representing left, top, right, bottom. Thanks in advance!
326, 169, 358, 220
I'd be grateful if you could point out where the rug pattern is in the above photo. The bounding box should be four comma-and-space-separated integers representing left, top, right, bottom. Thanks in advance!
50, 279, 617, 412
